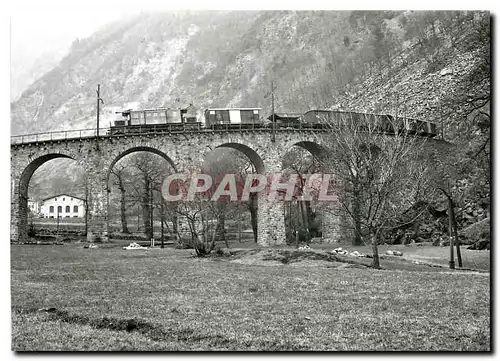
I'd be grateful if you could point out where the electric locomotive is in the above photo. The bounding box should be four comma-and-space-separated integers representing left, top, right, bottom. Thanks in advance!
108, 104, 201, 135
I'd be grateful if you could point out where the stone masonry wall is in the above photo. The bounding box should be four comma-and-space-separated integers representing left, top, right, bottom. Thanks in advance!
11, 130, 446, 245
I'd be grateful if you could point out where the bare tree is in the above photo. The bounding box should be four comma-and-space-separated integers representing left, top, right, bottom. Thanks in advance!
109, 152, 175, 240
203, 148, 259, 243
171, 183, 236, 256
109, 164, 131, 234
282, 147, 322, 244
320, 113, 434, 268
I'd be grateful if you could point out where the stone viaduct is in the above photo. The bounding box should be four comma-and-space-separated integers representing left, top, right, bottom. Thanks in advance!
10, 128, 448, 245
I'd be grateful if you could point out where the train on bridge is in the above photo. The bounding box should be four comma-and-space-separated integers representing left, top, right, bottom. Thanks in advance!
107, 105, 438, 138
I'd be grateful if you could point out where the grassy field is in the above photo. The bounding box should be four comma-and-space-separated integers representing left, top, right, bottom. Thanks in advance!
11, 243, 490, 351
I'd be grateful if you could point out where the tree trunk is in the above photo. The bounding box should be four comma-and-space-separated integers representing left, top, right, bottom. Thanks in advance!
370, 233, 380, 269
305, 200, 315, 236
119, 182, 129, 233
172, 205, 178, 235
237, 209, 242, 243
249, 194, 258, 243
448, 197, 462, 268
299, 201, 310, 243
217, 211, 226, 243
142, 176, 152, 240
352, 183, 362, 246
210, 217, 219, 251
187, 217, 198, 244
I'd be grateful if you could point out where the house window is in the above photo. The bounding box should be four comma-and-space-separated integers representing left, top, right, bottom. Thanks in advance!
71, 198, 73, 200
49, 206, 54, 213
74, 206, 78, 213
63, 197, 65, 201
66, 206, 70, 213
57, 206, 62, 213
55, 198, 57, 201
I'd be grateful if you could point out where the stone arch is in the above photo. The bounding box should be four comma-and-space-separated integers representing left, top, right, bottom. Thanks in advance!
105, 146, 178, 186
16, 152, 79, 242
104, 146, 179, 239
19, 153, 73, 199
281, 140, 341, 244
197, 141, 269, 245
214, 142, 265, 174
208, 142, 266, 244
287, 141, 330, 162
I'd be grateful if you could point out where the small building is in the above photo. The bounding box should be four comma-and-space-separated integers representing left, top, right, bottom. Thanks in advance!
27, 199, 40, 215
40, 194, 86, 219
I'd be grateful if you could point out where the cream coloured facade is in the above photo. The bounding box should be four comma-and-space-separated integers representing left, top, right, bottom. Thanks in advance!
40, 194, 86, 218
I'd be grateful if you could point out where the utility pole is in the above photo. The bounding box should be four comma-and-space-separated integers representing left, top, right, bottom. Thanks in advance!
271, 81, 276, 142
448, 199, 455, 269
294, 200, 299, 249
96, 84, 104, 150
447, 182, 462, 268
447, 181, 455, 270
160, 200, 164, 248
150, 182, 154, 246
84, 185, 88, 237
440, 101, 445, 140
265, 81, 277, 142
56, 207, 60, 236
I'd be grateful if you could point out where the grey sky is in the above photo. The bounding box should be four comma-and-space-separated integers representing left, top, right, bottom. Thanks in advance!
11, 10, 134, 65
10, 9, 139, 100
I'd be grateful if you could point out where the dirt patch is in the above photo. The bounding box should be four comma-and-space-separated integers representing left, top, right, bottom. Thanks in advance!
230, 249, 284, 266
26, 307, 162, 334
13, 306, 311, 350
16, 306, 220, 344
227, 249, 370, 269
262, 250, 333, 264
288, 259, 345, 268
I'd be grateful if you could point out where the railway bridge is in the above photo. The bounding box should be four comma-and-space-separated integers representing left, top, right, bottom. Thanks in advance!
10, 126, 446, 245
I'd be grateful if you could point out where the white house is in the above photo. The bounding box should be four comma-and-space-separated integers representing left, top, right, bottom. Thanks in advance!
40, 194, 86, 218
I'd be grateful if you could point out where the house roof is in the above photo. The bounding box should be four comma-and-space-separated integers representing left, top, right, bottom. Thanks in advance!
41, 194, 85, 202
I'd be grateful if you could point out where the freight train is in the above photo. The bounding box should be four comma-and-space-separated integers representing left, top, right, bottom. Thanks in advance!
107, 106, 437, 138
296, 110, 437, 136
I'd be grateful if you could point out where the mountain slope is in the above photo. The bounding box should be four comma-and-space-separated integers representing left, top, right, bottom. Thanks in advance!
11, 11, 353, 135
